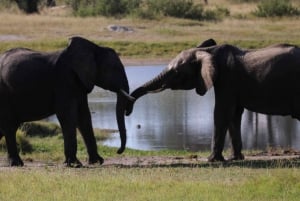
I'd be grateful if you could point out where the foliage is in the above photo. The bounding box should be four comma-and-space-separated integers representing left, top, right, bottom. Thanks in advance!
68, 0, 141, 17
67, 0, 228, 20
19, 121, 61, 137
146, 0, 204, 20
0, 125, 118, 162
254, 0, 300, 17
0, 130, 33, 154
229, 0, 260, 3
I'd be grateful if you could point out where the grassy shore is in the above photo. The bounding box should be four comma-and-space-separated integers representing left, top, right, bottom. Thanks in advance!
1, 133, 300, 201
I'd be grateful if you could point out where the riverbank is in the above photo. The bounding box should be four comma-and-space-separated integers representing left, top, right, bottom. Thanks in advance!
1, 150, 300, 168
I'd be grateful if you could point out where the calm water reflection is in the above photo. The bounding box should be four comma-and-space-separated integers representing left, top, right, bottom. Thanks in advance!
50, 65, 300, 151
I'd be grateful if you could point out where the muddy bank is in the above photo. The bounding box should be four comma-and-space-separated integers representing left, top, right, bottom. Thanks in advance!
1, 151, 300, 169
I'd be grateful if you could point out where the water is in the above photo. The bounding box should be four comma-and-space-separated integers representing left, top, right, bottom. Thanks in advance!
49, 65, 300, 151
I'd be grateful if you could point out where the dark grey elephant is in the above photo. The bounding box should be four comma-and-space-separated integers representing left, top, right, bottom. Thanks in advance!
0, 36, 133, 166
126, 39, 300, 162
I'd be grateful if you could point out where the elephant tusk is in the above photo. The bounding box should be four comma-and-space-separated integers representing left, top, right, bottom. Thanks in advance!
148, 84, 167, 93
148, 88, 165, 93
119, 89, 136, 102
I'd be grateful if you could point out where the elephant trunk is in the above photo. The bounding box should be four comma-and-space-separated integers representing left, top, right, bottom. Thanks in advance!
125, 68, 175, 116
116, 87, 132, 154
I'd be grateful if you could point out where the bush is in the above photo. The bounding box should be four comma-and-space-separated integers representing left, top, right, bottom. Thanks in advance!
0, 130, 33, 154
68, 0, 228, 20
139, 0, 229, 21
147, 0, 198, 19
19, 121, 61, 137
68, 0, 141, 17
229, 0, 259, 3
254, 0, 300, 17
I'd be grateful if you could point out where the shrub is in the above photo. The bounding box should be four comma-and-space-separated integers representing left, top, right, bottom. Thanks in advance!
19, 121, 61, 137
229, 0, 259, 3
203, 6, 230, 21
68, 0, 141, 17
254, 0, 300, 17
68, 0, 228, 21
0, 130, 33, 154
145, 0, 204, 20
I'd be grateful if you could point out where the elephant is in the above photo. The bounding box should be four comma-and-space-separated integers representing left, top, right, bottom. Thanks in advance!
126, 39, 300, 162
0, 36, 133, 167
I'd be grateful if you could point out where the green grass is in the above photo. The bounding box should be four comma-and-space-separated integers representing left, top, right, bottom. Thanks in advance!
0, 167, 299, 201
0, 129, 195, 163
1, 132, 300, 201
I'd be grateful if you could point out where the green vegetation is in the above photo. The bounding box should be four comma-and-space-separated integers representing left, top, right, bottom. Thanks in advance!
20, 121, 61, 137
254, 0, 300, 17
0, 130, 33, 154
68, 0, 141, 17
0, 121, 119, 161
0, 167, 299, 201
68, 0, 228, 20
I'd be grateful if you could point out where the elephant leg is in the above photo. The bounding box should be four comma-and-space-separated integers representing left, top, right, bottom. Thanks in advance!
228, 107, 245, 161
56, 103, 82, 167
208, 91, 242, 162
78, 99, 104, 165
2, 125, 24, 166
208, 125, 227, 162
208, 102, 234, 162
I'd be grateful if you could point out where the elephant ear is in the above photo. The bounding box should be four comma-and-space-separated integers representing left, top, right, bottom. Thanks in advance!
195, 51, 215, 95
65, 37, 97, 92
197, 39, 217, 48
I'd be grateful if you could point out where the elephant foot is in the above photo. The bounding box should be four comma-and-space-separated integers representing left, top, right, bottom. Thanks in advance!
64, 157, 83, 168
8, 155, 24, 167
228, 153, 245, 161
207, 153, 225, 162
88, 154, 104, 165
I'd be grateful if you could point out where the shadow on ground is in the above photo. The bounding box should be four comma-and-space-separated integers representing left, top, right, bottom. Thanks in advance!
1, 152, 300, 169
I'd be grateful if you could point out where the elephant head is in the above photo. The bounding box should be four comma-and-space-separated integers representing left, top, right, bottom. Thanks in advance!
125, 39, 216, 116
60, 37, 133, 154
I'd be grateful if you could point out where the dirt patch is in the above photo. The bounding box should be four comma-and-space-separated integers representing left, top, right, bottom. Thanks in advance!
1, 150, 300, 169
0, 35, 27, 41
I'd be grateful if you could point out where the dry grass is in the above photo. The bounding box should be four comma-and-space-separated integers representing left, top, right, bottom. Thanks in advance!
1, 6, 300, 45
0, 0, 300, 62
